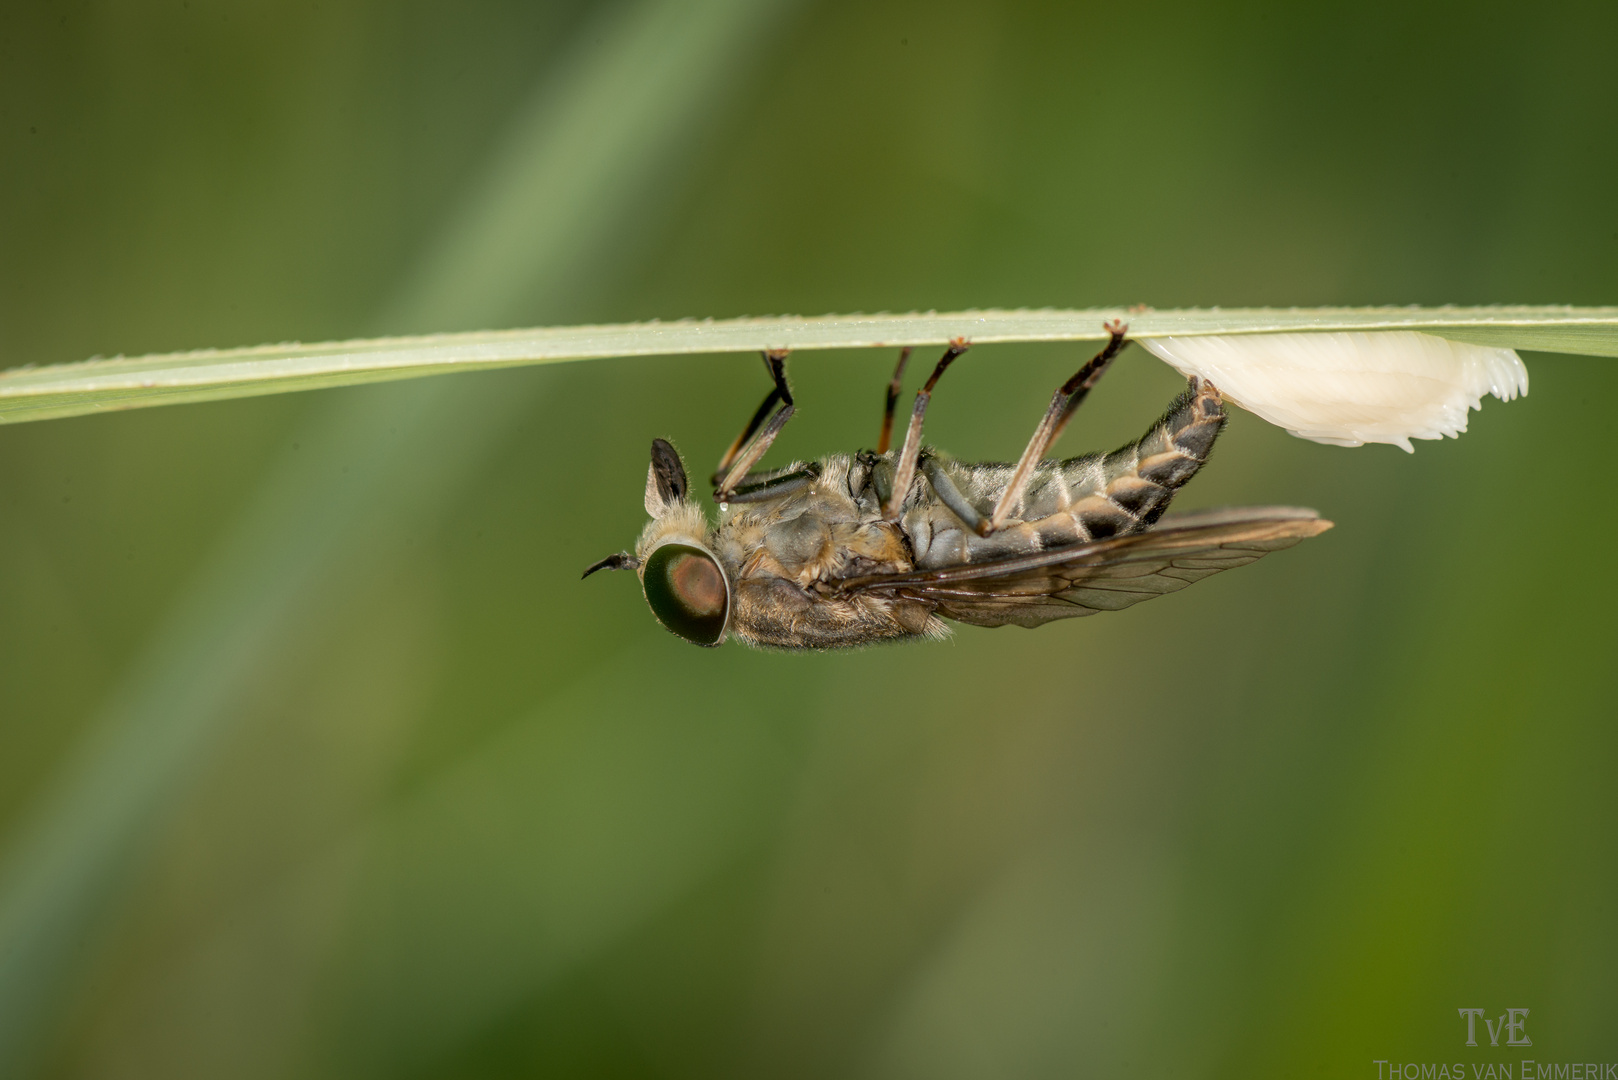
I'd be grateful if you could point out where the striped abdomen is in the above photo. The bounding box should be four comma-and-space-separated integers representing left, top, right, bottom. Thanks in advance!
908, 380, 1227, 568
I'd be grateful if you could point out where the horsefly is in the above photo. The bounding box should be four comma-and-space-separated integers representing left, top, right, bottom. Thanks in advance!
583, 322, 1331, 648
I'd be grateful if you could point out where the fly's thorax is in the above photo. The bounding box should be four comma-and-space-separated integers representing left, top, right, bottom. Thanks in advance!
704, 459, 938, 648
720, 486, 912, 582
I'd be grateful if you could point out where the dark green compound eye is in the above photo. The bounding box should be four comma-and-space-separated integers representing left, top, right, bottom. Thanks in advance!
642, 544, 729, 646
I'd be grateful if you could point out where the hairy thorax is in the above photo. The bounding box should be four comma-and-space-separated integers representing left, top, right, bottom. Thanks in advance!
710, 456, 941, 648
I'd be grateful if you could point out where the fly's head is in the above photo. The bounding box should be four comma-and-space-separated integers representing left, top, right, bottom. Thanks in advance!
583, 438, 732, 647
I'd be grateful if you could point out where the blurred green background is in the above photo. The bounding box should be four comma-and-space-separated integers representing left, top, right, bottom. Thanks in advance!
2, 1, 1616, 1077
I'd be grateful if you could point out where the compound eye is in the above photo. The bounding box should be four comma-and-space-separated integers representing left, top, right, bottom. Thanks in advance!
642, 544, 729, 646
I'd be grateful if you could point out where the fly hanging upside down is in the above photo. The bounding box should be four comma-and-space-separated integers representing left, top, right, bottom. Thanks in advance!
584, 321, 1332, 649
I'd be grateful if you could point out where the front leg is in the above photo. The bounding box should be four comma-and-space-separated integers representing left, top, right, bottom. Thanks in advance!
721, 462, 822, 504
713, 349, 796, 502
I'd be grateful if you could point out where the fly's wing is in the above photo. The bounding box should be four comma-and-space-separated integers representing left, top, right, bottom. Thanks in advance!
834, 507, 1332, 628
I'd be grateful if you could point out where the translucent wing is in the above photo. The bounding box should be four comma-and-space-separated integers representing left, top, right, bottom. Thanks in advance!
834, 507, 1332, 628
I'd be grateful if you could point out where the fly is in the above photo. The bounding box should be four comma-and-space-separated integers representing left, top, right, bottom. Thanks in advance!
583, 321, 1332, 649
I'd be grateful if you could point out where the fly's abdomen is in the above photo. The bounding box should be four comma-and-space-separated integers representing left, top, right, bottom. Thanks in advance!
907, 380, 1227, 568
1045, 379, 1226, 540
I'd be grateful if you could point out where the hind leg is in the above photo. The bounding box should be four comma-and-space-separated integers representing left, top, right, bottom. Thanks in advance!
980, 321, 1130, 535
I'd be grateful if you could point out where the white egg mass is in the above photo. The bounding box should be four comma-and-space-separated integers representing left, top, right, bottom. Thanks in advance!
1139, 330, 1528, 451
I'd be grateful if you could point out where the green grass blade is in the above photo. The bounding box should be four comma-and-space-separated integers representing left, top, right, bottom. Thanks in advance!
2, 305, 1615, 426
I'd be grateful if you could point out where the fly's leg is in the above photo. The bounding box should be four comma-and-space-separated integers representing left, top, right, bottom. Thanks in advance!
1048, 319, 1129, 447
714, 349, 796, 502
722, 462, 822, 504
715, 403, 795, 500
918, 456, 988, 533
982, 320, 1129, 535
876, 347, 913, 454
884, 338, 971, 521
713, 349, 792, 481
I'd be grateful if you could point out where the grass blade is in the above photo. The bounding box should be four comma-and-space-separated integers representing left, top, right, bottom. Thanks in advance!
2, 305, 1615, 426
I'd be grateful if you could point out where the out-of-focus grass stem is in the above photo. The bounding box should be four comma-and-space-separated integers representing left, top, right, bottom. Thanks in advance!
0, 0, 799, 1072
